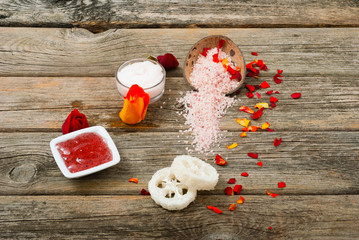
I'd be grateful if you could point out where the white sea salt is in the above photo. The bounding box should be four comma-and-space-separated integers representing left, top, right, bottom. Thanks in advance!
180, 48, 238, 153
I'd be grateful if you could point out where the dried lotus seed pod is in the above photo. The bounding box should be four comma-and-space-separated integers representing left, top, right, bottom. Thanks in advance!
148, 167, 197, 210
171, 155, 219, 191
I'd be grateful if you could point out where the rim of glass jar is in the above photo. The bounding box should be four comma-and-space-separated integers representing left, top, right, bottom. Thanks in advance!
115, 58, 166, 91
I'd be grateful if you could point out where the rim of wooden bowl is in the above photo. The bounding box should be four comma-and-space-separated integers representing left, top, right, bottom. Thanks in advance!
183, 35, 246, 94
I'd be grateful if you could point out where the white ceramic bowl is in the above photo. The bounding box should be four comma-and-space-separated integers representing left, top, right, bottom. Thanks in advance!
50, 126, 120, 179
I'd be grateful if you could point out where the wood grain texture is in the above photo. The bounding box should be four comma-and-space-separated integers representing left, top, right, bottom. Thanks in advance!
0, 195, 358, 239
0, 28, 358, 77
0, 0, 358, 31
0, 132, 357, 195
0, 76, 358, 131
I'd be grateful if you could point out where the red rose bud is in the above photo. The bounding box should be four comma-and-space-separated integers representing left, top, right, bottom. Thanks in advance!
157, 53, 179, 70
62, 109, 89, 134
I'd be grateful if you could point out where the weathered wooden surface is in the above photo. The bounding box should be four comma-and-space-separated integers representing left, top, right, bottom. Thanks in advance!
0, 131, 358, 195
0, 195, 358, 239
0, 14, 358, 239
0, 28, 358, 77
0, 0, 358, 31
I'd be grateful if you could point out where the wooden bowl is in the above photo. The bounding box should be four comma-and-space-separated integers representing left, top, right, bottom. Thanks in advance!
183, 35, 246, 94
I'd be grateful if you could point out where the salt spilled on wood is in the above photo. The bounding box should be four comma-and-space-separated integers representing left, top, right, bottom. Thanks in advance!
179, 48, 239, 153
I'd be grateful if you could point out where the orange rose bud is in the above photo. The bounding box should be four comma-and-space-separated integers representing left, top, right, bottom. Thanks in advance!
120, 84, 150, 124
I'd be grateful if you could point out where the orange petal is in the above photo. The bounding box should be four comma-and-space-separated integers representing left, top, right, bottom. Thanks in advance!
229, 203, 236, 211
227, 143, 238, 149
248, 126, 258, 132
236, 118, 250, 127
129, 178, 138, 183
240, 132, 247, 137
239, 106, 254, 114
236, 196, 244, 204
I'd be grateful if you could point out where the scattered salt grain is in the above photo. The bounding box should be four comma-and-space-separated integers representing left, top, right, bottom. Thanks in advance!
180, 48, 238, 153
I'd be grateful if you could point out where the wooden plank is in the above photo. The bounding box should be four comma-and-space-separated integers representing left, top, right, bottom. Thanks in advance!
0, 195, 358, 239
0, 132, 357, 195
0, 28, 358, 77
0, 0, 358, 31
0, 76, 358, 131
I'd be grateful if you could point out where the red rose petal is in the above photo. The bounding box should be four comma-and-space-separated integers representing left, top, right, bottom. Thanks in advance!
273, 73, 283, 84
241, 172, 249, 177
248, 152, 258, 159
227, 178, 236, 184
157, 53, 179, 70
268, 226, 272, 230
212, 53, 219, 63
277, 69, 283, 74
251, 107, 264, 120
260, 81, 270, 89
207, 206, 223, 214
267, 128, 275, 132
274, 138, 282, 147
233, 185, 242, 195
278, 181, 286, 188
217, 39, 225, 52
245, 84, 256, 92
271, 102, 277, 108
270, 96, 278, 103
140, 189, 150, 195
227, 65, 237, 75
257, 161, 263, 167
247, 92, 254, 98
291, 93, 301, 99
256, 92, 261, 99
200, 48, 211, 57
275, 91, 280, 94
215, 154, 227, 166
225, 187, 233, 196
251, 52, 258, 56
266, 90, 273, 95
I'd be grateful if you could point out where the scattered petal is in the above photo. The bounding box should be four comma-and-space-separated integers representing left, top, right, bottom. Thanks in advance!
227, 178, 236, 184
129, 178, 138, 183
267, 128, 275, 132
241, 172, 249, 177
237, 196, 244, 204
256, 92, 262, 99
254, 103, 269, 109
212, 53, 219, 63
236, 118, 250, 127
271, 102, 277, 108
215, 154, 227, 166
240, 106, 255, 114
140, 189, 151, 195
291, 93, 301, 99
268, 226, 272, 230
217, 39, 225, 52
277, 69, 283, 74
275, 91, 280, 94
251, 107, 264, 120
257, 161, 263, 167
266, 90, 274, 95
274, 138, 282, 147
200, 48, 211, 57
261, 122, 270, 130
260, 81, 270, 89
248, 152, 258, 159
229, 203, 236, 211
270, 96, 278, 103
240, 132, 247, 137
225, 187, 234, 196
247, 92, 254, 98
278, 181, 286, 188
242, 126, 258, 132
233, 185, 243, 195
245, 84, 256, 92
227, 143, 238, 149
251, 52, 258, 56
207, 206, 223, 214
267, 189, 279, 198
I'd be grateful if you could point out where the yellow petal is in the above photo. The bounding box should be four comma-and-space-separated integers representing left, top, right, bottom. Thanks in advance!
236, 118, 250, 127
227, 143, 238, 149
261, 122, 270, 130
254, 103, 269, 109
